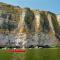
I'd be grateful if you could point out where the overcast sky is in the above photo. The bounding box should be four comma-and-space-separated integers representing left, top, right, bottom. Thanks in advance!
0, 0, 60, 14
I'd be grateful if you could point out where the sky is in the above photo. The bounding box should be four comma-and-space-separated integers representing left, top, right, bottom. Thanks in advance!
0, 0, 60, 14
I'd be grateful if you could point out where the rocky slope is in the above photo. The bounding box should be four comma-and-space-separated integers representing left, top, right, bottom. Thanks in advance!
0, 2, 60, 48
57, 15, 60, 26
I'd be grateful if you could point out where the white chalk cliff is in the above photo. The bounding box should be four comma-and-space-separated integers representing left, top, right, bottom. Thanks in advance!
0, 2, 60, 48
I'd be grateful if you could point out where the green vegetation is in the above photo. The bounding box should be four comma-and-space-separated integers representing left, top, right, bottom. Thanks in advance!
51, 14, 60, 33
40, 11, 50, 33
25, 8, 34, 31
0, 48, 60, 60
0, 2, 19, 31
2, 21, 17, 31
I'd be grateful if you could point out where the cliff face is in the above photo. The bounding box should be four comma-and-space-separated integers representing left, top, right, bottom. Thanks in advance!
57, 15, 60, 26
0, 2, 60, 47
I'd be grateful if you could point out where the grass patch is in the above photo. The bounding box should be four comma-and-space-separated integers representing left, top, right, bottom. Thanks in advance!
0, 48, 60, 60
